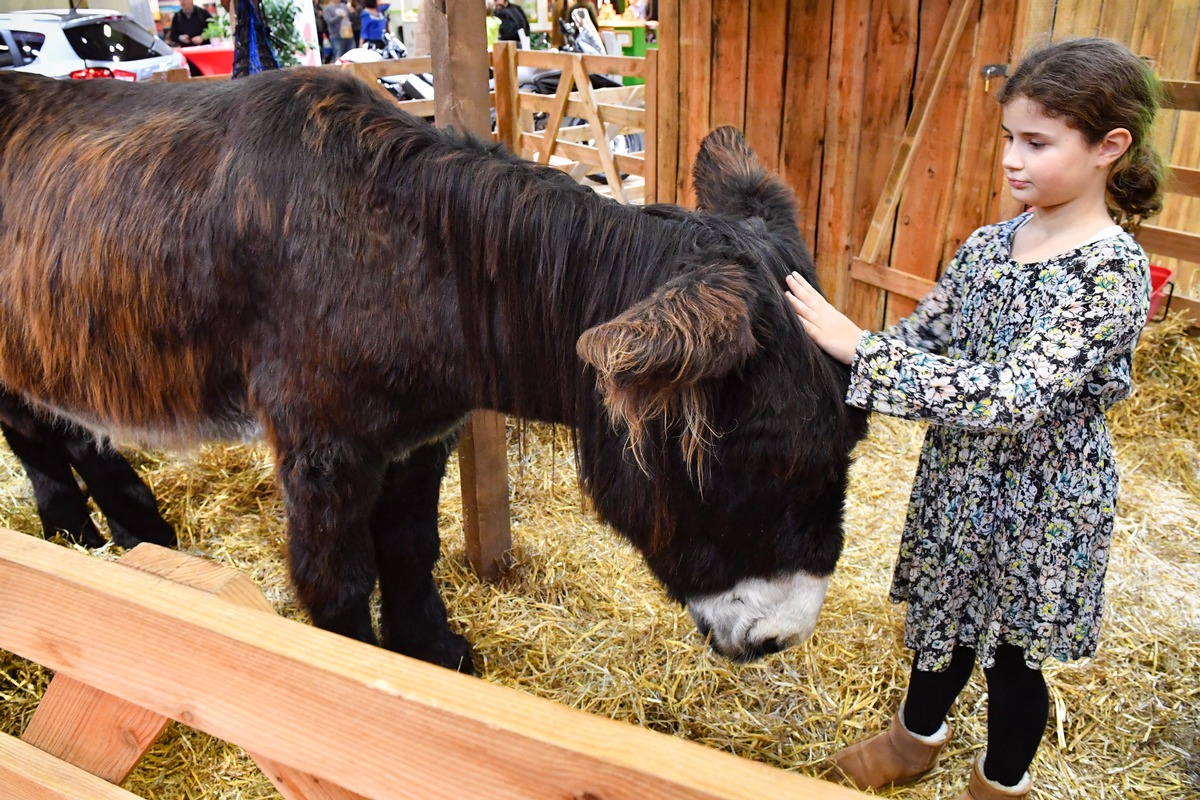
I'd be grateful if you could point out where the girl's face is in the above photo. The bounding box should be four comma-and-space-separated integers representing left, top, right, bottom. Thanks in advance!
1000, 97, 1111, 212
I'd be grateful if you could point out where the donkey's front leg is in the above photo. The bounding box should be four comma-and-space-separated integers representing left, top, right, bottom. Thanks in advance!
272, 437, 384, 645
372, 435, 474, 674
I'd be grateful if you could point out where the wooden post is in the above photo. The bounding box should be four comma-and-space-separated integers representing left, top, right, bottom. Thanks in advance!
492, 41, 520, 151
428, 0, 512, 581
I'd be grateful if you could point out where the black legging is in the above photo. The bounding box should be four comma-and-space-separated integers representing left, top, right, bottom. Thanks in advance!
902, 644, 1049, 787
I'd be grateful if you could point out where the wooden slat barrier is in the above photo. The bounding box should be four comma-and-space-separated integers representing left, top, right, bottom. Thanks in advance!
0, 529, 866, 800
495, 41, 658, 205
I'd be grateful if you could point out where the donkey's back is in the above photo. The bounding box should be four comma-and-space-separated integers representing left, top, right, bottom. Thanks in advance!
0, 69, 443, 444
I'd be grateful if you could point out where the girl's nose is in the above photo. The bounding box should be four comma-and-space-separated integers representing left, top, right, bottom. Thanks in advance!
1002, 144, 1021, 171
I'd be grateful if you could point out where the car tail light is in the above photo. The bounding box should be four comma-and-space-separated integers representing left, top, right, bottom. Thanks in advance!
69, 67, 138, 81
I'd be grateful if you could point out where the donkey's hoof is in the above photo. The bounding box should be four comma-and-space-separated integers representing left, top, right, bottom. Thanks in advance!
108, 518, 177, 550
387, 632, 477, 675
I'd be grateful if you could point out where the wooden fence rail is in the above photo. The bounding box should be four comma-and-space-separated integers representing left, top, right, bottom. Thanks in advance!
0, 528, 865, 800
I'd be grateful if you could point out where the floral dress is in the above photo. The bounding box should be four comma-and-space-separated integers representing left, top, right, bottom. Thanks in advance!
846, 212, 1150, 671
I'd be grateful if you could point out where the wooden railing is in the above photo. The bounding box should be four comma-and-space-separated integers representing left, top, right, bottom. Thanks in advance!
0, 528, 866, 799
492, 41, 656, 204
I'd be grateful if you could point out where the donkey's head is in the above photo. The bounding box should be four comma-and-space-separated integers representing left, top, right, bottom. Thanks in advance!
577, 127, 868, 661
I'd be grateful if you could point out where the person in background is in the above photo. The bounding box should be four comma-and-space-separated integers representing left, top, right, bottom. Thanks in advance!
350, 0, 363, 46
314, 0, 331, 62
784, 37, 1162, 800
492, 0, 529, 44
322, 0, 355, 59
167, 0, 211, 47
360, 0, 388, 48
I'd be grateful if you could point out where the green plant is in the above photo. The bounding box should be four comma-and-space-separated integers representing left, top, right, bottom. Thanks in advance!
260, 0, 310, 67
202, 7, 231, 40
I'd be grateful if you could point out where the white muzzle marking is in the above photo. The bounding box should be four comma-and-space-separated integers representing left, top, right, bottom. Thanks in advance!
686, 570, 829, 660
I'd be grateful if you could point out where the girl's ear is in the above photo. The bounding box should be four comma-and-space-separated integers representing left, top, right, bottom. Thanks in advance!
1098, 127, 1133, 168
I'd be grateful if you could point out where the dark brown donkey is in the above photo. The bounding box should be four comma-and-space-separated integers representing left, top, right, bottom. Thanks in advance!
0, 69, 867, 673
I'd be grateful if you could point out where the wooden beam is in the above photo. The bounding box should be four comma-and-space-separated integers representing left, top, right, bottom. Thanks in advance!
569, 58, 626, 202
518, 134, 646, 176
517, 93, 645, 129
779, 0, 833, 249
515, 50, 647, 78
492, 41, 520, 151
816, 0, 871, 321
744, 0, 787, 172
427, 0, 512, 582
19, 546, 362, 800
1162, 79, 1200, 112
850, 258, 936, 301
0, 529, 868, 800
656, 0, 680, 204
709, 0, 749, 132
0, 732, 142, 800
1136, 225, 1200, 264
642, 48, 658, 204
1166, 165, 1200, 197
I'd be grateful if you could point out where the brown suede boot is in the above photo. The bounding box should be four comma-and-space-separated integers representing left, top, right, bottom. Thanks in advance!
956, 754, 1032, 799
830, 705, 950, 790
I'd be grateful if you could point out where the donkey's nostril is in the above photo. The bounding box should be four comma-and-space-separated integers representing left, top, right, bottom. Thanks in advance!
759, 636, 783, 655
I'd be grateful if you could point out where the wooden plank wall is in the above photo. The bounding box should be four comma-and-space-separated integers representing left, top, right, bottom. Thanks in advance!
657, 1, 1200, 328
658, 0, 1020, 328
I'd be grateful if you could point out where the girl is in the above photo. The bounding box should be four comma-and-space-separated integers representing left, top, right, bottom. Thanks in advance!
785, 38, 1163, 800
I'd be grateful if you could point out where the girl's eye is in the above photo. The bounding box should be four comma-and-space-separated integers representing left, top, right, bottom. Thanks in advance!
1029, 141, 1045, 149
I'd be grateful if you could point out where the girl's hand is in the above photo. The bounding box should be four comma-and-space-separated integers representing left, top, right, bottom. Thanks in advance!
784, 272, 865, 365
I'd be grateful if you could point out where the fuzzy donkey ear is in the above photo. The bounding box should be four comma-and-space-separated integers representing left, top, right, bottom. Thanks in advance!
692, 126, 801, 239
576, 262, 756, 472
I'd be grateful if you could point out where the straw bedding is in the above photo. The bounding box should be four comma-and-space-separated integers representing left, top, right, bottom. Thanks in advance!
1, 316, 1196, 799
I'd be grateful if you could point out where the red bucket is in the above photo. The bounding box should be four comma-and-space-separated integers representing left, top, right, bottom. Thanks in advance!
1148, 265, 1174, 323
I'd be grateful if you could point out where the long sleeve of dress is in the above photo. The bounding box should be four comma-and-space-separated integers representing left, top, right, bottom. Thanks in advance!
846, 241, 1149, 433
880, 236, 975, 355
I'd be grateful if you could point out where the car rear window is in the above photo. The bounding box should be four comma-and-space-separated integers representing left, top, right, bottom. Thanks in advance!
0, 38, 12, 68
10, 31, 46, 63
63, 18, 167, 61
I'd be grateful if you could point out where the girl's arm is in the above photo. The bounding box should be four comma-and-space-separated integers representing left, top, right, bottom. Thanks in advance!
787, 250, 1149, 432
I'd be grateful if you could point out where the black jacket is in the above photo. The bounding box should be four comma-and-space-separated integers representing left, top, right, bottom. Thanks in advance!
167, 6, 211, 46
495, 3, 530, 41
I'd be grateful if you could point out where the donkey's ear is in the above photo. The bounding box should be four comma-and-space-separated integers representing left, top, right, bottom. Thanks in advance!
576, 262, 756, 462
692, 126, 800, 237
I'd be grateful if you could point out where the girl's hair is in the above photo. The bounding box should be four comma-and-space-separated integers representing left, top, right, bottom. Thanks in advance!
997, 37, 1166, 225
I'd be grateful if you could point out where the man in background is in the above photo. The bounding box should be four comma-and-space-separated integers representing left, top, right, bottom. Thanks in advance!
167, 0, 211, 46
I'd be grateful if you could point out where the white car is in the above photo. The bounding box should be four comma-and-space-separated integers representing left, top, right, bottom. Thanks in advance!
0, 9, 184, 81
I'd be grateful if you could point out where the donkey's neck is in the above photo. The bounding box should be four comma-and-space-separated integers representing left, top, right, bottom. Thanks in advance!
406, 135, 693, 424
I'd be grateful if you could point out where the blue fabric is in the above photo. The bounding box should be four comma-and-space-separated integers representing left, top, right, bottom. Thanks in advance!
360, 10, 387, 42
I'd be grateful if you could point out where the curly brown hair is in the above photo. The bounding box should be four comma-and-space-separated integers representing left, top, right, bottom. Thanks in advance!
997, 37, 1166, 226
